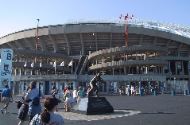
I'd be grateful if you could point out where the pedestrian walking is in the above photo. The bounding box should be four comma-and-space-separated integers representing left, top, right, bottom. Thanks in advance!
64, 87, 72, 112
25, 81, 42, 121
16, 86, 31, 125
1, 84, 12, 114
51, 85, 58, 98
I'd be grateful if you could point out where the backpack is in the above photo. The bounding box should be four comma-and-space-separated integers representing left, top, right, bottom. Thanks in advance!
30, 114, 56, 125
29, 114, 42, 125
18, 104, 29, 121
32, 97, 40, 106
2, 88, 10, 97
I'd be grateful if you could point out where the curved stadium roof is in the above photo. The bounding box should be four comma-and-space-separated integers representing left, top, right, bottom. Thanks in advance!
0, 20, 190, 54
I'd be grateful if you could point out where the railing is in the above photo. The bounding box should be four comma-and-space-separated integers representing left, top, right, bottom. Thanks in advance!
64, 19, 190, 39
75, 55, 86, 74
78, 74, 166, 82
13, 74, 77, 81
89, 60, 167, 70
88, 45, 166, 60
79, 56, 89, 74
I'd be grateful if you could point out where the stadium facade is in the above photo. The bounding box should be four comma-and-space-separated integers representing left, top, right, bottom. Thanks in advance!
0, 20, 190, 95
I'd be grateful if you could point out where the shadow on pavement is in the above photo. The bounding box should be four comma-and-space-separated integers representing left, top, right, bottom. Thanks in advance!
140, 111, 176, 115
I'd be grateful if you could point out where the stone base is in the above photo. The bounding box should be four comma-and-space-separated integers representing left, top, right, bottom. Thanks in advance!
74, 97, 114, 115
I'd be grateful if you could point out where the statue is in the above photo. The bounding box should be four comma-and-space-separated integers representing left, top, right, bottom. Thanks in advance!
87, 73, 106, 97
75, 73, 114, 115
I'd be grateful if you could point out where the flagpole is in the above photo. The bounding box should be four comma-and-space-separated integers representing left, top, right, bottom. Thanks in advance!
35, 19, 40, 63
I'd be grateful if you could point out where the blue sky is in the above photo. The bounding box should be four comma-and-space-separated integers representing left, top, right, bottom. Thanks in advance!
0, 0, 189, 37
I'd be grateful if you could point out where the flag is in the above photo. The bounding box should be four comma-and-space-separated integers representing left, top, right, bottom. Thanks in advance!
40, 62, 42, 67
24, 62, 27, 67
31, 62, 34, 67
53, 61, 56, 67
53, 61, 57, 74
60, 61, 65, 66
68, 60, 73, 67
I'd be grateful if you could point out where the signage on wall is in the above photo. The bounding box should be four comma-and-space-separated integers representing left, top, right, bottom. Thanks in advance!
0, 49, 13, 89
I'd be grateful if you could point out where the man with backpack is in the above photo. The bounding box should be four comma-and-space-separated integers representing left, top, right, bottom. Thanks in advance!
1, 84, 12, 114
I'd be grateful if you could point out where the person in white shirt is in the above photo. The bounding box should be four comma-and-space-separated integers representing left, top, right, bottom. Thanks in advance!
72, 88, 77, 103
25, 81, 42, 121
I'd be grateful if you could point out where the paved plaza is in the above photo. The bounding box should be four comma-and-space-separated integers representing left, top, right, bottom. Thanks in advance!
0, 95, 190, 125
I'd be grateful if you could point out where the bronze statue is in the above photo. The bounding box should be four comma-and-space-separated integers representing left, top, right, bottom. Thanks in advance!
87, 73, 106, 97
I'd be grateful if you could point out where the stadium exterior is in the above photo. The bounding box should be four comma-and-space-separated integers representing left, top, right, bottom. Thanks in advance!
0, 20, 190, 95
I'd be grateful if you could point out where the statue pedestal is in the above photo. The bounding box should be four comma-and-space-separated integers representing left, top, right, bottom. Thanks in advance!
74, 97, 114, 115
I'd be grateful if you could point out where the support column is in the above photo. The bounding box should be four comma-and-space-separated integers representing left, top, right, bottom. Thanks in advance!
124, 66, 126, 75
181, 61, 184, 75
175, 62, 178, 75
168, 61, 171, 74
14, 68, 17, 76
40, 81, 45, 96
112, 68, 115, 75
145, 67, 148, 74
24, 69, 27, 75
139, 81, 142, 96
72, 81, 77, 90
20, 81, 24, 95
31, 69, 33, 75
19, 68, 22, 76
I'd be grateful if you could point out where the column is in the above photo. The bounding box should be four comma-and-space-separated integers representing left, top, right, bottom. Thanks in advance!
181, 61, 184, 75
19, 68, 22, 76
124, 67, 127, 75
175, 62, 177, 75
112, 68, 115, 75
139, 81, 142, 96
168, 61, 171, 74
24, 69, 27, 75
145, 67, 148, 74
40, 81, 45, 96
106, 81, 109, 93
20, 81, 24, 95
72, 81, 77, 89
31, 69, 33, 75
14, 68, 17, 76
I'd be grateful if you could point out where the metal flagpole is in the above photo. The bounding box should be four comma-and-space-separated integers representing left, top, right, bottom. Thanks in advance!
35, 19, 40, 63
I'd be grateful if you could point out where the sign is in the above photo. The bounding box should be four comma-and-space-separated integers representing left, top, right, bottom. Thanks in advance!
0, 49, 13, 89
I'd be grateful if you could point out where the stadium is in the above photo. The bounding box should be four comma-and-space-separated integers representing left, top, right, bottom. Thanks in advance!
0, 20, 190, 95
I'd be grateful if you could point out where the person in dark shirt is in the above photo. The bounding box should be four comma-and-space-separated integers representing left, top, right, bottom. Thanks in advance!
1, 84, 12, 114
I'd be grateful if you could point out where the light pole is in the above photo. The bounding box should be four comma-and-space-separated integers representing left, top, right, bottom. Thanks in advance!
119, 14, 134, 47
